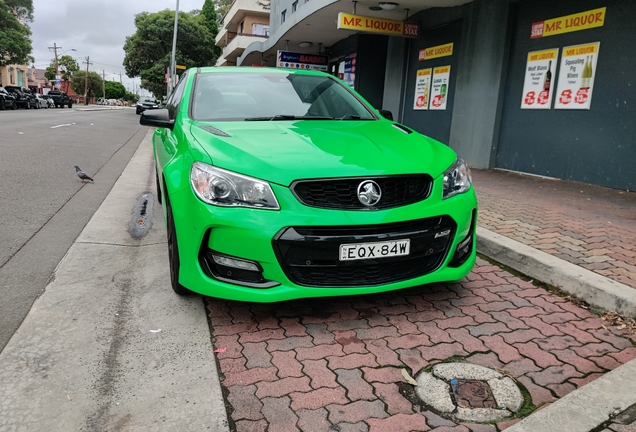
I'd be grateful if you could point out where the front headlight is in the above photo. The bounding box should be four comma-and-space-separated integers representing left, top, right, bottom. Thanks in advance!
442, 158, 472, 199
190, 162, 280, 210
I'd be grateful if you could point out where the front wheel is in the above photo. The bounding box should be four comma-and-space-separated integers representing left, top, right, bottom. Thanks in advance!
166, 202, 190, 296
68, 103, 72, 108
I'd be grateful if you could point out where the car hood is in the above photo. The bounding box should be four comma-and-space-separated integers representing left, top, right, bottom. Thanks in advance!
189, 120, 457, 186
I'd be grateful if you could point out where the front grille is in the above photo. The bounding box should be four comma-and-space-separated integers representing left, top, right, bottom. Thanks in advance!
291, 175, 432, 210
273, 216, 455, 287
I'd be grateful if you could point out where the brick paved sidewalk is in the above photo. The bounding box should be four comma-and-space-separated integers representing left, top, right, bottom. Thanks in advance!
472, 169, 636, 289
206, 257, 636, 432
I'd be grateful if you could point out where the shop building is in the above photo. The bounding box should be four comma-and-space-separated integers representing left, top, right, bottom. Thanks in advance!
238, 0, 636, 190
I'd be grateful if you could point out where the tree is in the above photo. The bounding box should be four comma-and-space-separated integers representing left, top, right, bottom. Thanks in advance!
123, 91, 138, 104
104, 81, 126, 100
0, 0, 34, 66
123, 9, 218, 98
70, 71, 103, 103
213, 0, 233, 23
201, 0, 221, 58
44, 55, 79, 83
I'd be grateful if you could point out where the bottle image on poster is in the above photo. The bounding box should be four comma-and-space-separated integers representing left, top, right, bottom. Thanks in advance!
520, 48, 559, 109
554, 42, 600, 110
430, 66, 450, 110
413, 68, 432, 110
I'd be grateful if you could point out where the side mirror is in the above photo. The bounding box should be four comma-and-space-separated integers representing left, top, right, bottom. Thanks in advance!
140, 108, 174, 129
379, 109, 394, 121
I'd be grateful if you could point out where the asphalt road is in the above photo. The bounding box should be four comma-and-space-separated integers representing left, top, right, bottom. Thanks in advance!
0, 106, 148, 351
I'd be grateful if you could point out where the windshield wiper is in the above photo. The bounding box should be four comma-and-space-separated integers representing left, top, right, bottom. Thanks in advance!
337, 114, 363, 120
244, 115, 332, 121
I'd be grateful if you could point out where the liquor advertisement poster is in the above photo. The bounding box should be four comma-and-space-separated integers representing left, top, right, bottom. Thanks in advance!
344, 52, 357, 87
521, 48, 559, 109
413, 68, 432, 110
430, 66, 451, 110
554, 42, 600, 110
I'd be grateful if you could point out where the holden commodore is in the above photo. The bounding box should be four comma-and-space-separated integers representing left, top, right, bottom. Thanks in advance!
140, 67, 477, 302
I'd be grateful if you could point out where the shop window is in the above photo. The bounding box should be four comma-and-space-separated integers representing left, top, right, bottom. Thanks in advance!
281, 9, 286, 23
292, 1, 297, 13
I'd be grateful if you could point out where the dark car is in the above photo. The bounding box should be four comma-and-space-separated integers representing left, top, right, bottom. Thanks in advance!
0, 87, 17, 110
136, 97, 159, 115
47, 90, 73, 108
5, 86, 37, 109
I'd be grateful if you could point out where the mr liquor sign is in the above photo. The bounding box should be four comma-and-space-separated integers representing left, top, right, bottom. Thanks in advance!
337, 13, 419, 38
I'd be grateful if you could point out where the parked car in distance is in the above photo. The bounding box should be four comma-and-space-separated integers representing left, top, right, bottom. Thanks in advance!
136, 97, 159, 114
142, 67, 477, 302
34, 94, 49, 109
0, 86, 17, 110
42, 95, 55, 108
48, 90, 73, 108
5, 86, 37, 109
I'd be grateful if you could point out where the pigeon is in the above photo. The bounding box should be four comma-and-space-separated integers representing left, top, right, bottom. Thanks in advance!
75, 165, 94, 182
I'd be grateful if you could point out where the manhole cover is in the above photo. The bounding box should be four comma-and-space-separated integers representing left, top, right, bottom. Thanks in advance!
450, 379, 497, 409
414, 362, 524, 422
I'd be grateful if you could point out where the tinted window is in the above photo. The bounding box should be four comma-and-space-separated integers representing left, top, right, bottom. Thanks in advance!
191, 73, 376, 121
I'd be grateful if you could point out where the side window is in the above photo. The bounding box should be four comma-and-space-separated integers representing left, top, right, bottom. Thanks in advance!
167, 73, 188, 119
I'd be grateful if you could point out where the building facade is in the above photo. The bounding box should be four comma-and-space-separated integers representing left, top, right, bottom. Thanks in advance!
216, 0, 271, 66
0, 64, 29, 88
238, 0, 636, 191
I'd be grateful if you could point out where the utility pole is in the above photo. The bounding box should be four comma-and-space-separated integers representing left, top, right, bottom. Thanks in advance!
119, 72, 123, 84
102, 70, 106, 100
169, 0, 180, 94
83, 56, 93, 105
48, 43, 61, 89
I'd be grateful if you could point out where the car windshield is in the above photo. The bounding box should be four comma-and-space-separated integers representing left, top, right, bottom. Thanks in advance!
191, 72, 377, 121
141, 98, 156, 103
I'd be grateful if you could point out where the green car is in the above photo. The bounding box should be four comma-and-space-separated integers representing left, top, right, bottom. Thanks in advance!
141, 67, 477, 302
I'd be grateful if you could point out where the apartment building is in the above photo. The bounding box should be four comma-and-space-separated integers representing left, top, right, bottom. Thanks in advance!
216, 0, 271, 66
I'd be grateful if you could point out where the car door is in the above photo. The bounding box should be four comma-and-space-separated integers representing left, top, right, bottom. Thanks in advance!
154, 73, 189, 192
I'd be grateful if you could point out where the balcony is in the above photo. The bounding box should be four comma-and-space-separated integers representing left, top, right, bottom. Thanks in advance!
219, 33, 269, 65
216, 0, 270, 46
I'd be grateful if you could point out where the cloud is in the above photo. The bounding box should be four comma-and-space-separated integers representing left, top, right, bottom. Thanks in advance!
30, 0, 205, 92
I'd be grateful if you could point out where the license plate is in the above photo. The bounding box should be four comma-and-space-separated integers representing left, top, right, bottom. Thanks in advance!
339, 239, 410, 261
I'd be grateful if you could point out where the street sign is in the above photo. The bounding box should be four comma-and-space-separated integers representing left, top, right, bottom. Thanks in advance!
176, 65, 186, 70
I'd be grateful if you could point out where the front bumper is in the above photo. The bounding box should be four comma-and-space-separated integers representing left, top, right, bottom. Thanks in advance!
168, 178, 477, 302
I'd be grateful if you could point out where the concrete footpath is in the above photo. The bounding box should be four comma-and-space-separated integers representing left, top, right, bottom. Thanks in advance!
1, 131, 635, 431
0, 131, 229, 431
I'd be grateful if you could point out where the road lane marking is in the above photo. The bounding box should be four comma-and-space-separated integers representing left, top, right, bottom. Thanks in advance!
50, 124, 73, 129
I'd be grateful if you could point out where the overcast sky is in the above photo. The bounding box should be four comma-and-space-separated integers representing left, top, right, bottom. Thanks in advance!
31, 0, 205, 95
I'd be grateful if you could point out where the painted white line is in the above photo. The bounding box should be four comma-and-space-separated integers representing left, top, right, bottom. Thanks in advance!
50, 124, 72, 129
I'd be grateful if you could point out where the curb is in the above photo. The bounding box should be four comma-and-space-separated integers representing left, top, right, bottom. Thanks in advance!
75, 106, 126, 111
505, 358, 636, 432
476, 226, 636, 318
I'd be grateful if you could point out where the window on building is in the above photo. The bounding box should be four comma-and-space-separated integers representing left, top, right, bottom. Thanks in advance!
253, 24, 270, 36
292, 1, 297, 12
240, 21, 244, 33
281, 9, 286, 23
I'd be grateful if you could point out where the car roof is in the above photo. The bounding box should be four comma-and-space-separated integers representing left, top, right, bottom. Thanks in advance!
195, 66, 329, 77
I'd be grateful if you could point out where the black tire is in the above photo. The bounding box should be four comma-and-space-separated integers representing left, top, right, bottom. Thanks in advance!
0, 100, 5, 110
68, 103, 72, 108
11, 101, 16, 110
166, 201, 190, 296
